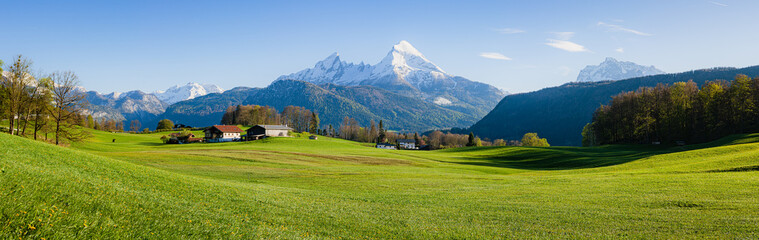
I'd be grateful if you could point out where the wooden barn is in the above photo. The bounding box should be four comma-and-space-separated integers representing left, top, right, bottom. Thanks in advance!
246, 125, 293, 140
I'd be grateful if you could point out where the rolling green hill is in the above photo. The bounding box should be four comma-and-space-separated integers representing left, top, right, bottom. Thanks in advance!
470, 66, 759, 146
2, 131, 759, 238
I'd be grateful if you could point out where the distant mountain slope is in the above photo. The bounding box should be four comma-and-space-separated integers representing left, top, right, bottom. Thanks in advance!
159, 87, 259, 128
84, 90, 169, 125
308, 83, 471, 130
577, 57, 664, 82
470, 66, 759, 146
160, 80, 474, 131
278, 41, 506, 119
84, 82, 223, 129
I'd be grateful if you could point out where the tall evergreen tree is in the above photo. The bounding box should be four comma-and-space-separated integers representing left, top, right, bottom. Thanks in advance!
309, 112, 320, 133
466, 132, 475, 147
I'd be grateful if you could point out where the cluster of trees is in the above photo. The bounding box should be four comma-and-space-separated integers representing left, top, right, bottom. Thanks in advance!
336, 117, 385, 143
92, 118, 126, 132
221, 105, 320, 133
335, 117, 542, 149
583, 75, 759, 146
336, 118, 420, 145
0, 56, 89, 145
157, 119, 175, 131
521, 133, 550, 147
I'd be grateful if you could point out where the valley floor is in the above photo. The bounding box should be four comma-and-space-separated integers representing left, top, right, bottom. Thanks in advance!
1, 130, 758, 239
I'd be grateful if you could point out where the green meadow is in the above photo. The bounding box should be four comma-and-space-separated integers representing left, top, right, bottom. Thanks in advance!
1, 129, 758, 239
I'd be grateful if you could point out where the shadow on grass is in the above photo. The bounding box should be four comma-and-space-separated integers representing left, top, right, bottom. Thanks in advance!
449, 147, 668, 170
135, 142, 165, 147
442, 134, 759, 171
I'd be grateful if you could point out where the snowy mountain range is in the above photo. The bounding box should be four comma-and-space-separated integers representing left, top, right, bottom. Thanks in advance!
84, 83, 223, 126
577, 57, 665, 82
84, 41, 505, 131
154, 83, 224, 104
278, 41, 506, 117
280, 41, 451, 88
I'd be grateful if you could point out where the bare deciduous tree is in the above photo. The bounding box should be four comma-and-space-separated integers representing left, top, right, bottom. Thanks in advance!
48, 71, 88, 145
1, 56, 34, 135
130, 119, 141, 132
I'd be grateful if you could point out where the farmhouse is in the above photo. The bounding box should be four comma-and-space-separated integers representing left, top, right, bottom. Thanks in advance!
246, 125, 293, 140
397, 139, 417, 150
204, 125, 243, 143
376, 143, 396, 150
166, 132, 200, 144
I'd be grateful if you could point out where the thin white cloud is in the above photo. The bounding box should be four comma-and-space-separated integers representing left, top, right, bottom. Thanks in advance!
496, 28, 525, 34
709, 1, 728, 7
615, 48, 625, 53
479, 52, 512, 61
597, 22, 652, 36
545, 39, 589, 52
558, 66, 572, 76
550, 32, 575, 41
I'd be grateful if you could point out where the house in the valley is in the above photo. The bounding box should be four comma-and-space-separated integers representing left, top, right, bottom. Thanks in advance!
397, 139, 417, 150
245, 125, 293, 140
204, 125, 243, 143
166, 132, 198, 144
376, 143, 397, 150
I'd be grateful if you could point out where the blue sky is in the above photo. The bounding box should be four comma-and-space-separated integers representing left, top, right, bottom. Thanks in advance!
2, 0, 757, 94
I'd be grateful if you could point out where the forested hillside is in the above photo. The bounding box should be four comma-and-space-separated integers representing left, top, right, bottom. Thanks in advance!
159, 87, 259, 127
161, 80, 474, 131
584, 75, 759, 146
470, 66, 759, 146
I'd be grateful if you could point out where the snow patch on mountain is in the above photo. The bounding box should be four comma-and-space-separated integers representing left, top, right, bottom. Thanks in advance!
433, 97, 452, 105
153, 83, 224, 104
577, 57, 665, 82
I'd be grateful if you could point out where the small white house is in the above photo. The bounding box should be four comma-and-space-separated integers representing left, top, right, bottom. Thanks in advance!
397, 139, 417, 150
204, 125, 243, 143
376, 143, 397, 150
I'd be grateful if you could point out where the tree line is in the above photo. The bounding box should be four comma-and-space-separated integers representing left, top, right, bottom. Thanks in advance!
221, 105, 320, 133
583, 75, 759, 146
337, 116, 548, 149
0, 56, 90, 145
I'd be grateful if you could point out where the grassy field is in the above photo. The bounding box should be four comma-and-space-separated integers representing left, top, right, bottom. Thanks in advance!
1, 129, 759, 239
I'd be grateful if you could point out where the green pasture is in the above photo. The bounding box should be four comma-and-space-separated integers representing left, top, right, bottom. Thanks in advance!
1, 129, 758, 239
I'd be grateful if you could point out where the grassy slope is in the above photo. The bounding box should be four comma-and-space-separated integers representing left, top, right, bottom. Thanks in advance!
1, 130, 759, 239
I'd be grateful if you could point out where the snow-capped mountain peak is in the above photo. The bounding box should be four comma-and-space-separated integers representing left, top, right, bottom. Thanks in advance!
372, 41, 448, 79
577, 57, 665, 82
276, 40, 504, 109
153, 82, 224, 104
393, 40, 424, 58
315, 52, 342, 70
278, 40, 452, 87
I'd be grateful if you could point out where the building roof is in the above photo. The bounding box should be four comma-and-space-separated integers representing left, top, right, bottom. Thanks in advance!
209, 125, 243, 133
250, 125, 293, 130
376, 143, 395, 146
397, 139, 416, 143
170, 132, 194, 137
